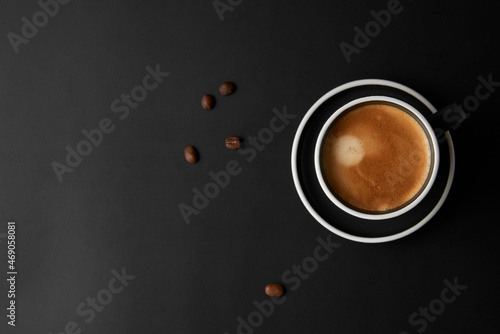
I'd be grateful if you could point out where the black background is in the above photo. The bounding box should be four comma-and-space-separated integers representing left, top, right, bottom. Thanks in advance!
1, 0, 499, 333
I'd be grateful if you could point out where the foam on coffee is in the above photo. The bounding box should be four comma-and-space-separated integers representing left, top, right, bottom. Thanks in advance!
322, 103, 431, 212
332, 135, 365, 166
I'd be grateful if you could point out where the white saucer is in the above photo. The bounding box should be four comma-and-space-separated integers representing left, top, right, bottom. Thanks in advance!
291, 79, 455, 243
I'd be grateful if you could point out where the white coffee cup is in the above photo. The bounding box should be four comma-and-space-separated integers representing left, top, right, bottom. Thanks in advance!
314, 96, 440, 220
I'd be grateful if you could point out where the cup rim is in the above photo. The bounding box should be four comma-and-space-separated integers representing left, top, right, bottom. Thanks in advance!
314, 96, 441, 220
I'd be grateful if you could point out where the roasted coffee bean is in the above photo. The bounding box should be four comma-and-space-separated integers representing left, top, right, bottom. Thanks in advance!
219, 82, 236, 96
265, 283, 284, 297
201, 94, 215, 110
184, 146, 199, 163
225, 136, 241, 150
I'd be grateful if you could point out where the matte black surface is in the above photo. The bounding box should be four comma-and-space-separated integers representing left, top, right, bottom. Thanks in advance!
1, 0, 499, 333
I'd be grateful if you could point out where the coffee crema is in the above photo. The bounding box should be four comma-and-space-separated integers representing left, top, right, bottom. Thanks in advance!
322, 103, 431, 212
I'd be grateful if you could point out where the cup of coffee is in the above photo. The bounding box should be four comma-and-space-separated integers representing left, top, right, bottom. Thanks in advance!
314, 96, 440, 220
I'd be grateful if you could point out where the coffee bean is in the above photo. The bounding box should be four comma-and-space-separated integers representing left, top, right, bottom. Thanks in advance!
265, 283, 284, 297
219, 82, 236, 96
201, 94, 215, 110
184, 146, 199, 163
225, 136, 241, 150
